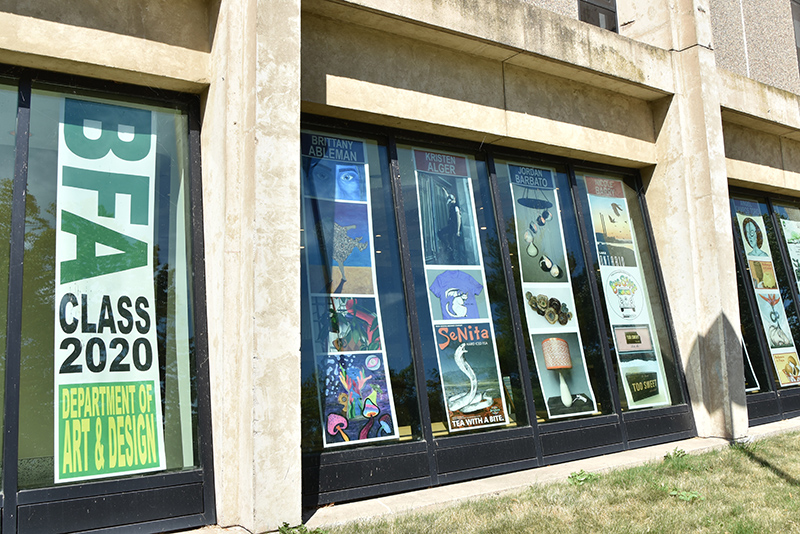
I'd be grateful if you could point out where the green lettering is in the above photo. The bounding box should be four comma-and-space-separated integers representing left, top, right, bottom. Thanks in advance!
62, 166, 149, 225
60, 211, 147, 283
63, 99, 151, 161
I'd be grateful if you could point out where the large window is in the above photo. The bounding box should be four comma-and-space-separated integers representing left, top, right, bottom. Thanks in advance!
578, 0, 618, 32
300, 118, 693, 505
0, 69, 213, 534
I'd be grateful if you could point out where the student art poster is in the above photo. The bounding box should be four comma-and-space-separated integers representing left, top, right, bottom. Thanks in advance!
301, 131, 399, 446
507, 163, 597, 418
734, 200, 800, 388
413, 148, 508, 432
435, 324, 508, 430
781, 219, 800, 294
583, 175, 671, 409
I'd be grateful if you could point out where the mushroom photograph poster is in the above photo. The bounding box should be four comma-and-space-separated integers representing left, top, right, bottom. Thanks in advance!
582, 175, 671, 409
413, 148, 508, 432
734, 200, 800, 388
505, 163, 597, 419
301, 131, 399, 447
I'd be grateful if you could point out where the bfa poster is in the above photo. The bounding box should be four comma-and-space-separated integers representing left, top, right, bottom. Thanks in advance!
54, 98, 166, 482
301, 132, 400, 447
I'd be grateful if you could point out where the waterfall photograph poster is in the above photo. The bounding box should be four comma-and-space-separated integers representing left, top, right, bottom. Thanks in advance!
435, 323, 508, 431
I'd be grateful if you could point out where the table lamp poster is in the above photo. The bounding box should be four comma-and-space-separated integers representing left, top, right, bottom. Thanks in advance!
301, 131, 399, 447
583, 175, 670, 409
507, 163, 597, 418
734, 199, 800, 388
435, 324, 508, 430
54, 98, 166, 482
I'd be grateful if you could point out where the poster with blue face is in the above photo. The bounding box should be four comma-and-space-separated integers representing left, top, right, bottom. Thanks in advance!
301, 133, 367, 202
303, 198, 374, 294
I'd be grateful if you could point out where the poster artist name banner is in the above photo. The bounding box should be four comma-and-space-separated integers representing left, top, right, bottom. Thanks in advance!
413, 149, 508, 432
54, 98, 166, 482
583, 175, 671, 409
508, 164, 597, 419
734, 200, 800, 387
301, 132, 400, 447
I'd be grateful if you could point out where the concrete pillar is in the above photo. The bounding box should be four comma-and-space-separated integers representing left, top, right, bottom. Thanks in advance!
638, 0, 748, 439
203, 0, 302, 530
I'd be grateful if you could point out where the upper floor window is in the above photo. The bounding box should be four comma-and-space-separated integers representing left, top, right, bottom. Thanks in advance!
579, 0, 618, 32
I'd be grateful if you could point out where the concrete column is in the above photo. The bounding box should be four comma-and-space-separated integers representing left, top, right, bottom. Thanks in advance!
203, 0, 302, 530
641, 0, 748, 439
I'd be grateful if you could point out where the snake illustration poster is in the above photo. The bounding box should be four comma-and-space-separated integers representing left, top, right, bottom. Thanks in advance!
734, 199, 800, 388
301, 131, 400, 447
583, 175, 671, 409
506, 163, 597, 419
413, 148, 508, 432
435, 324, 508, 430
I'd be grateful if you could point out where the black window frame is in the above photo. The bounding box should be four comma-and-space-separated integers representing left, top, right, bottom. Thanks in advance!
578, 0, 618, 32
730, 186, 800, 425
0, 64, 215, 534
301, 113, 694, 506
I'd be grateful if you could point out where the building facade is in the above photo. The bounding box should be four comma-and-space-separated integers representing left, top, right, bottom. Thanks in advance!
0, 0, 799, 532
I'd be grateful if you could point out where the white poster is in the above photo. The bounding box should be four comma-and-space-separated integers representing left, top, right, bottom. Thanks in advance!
583, 175, 671, 409
506, 164, 598, 419
413, 149, 509, 432
301, 132, 400, 447
54, 98, 166, 482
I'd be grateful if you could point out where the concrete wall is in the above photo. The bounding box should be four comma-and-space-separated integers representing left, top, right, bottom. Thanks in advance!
708, 0, 800, 94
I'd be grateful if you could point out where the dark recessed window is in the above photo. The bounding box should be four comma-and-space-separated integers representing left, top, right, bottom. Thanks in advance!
579, 0, 618, 32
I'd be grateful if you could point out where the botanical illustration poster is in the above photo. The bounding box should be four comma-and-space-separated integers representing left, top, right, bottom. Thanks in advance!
414, 148, 508, 432
735, 199, 800, 388
54, 98, 166, 482
301, 132, 399, 447
507, 164, 597, 419
583, 175, 671, 409
781, 219, 800, 294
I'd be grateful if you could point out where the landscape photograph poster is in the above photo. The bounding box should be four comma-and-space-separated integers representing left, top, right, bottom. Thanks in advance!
54, 98, 166, 482
413, 148, 508, 432
734, 199, 800, 388
301, 131, 399, 447
505, 163, 597, 419
583, 175, 671, 409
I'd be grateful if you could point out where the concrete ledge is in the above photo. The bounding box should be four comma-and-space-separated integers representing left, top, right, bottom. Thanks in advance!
0, 12, 209, 92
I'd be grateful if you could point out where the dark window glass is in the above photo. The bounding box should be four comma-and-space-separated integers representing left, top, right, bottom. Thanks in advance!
579, 0, 618, 32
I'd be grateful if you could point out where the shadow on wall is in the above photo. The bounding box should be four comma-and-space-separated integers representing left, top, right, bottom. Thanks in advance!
683, 309, 748, 439
0, 0, 218, 52
722, 121, 800, 175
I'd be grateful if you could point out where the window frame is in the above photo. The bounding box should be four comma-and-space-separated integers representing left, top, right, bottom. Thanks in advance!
301, 113, 695, 506
0, 65, 215, 534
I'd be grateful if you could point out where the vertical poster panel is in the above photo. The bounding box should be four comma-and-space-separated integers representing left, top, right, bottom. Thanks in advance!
781, 219, 800, 294
507, 164, 597, 418
583, 175, 671, 409
413, 149, 508, 432
734, 200, 800, 388
54, 98, 166, 482
301, 132, 399, 447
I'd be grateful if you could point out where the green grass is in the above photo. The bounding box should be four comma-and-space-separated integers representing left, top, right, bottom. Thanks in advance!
311, 431, 800, 534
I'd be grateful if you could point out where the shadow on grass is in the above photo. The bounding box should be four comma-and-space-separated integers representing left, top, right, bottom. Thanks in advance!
738, 445, 800, 487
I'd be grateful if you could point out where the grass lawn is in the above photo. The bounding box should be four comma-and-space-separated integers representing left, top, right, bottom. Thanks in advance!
302, 431, 800, 534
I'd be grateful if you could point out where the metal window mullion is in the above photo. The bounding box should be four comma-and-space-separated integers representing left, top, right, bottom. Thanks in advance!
3, 74, 31, 534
